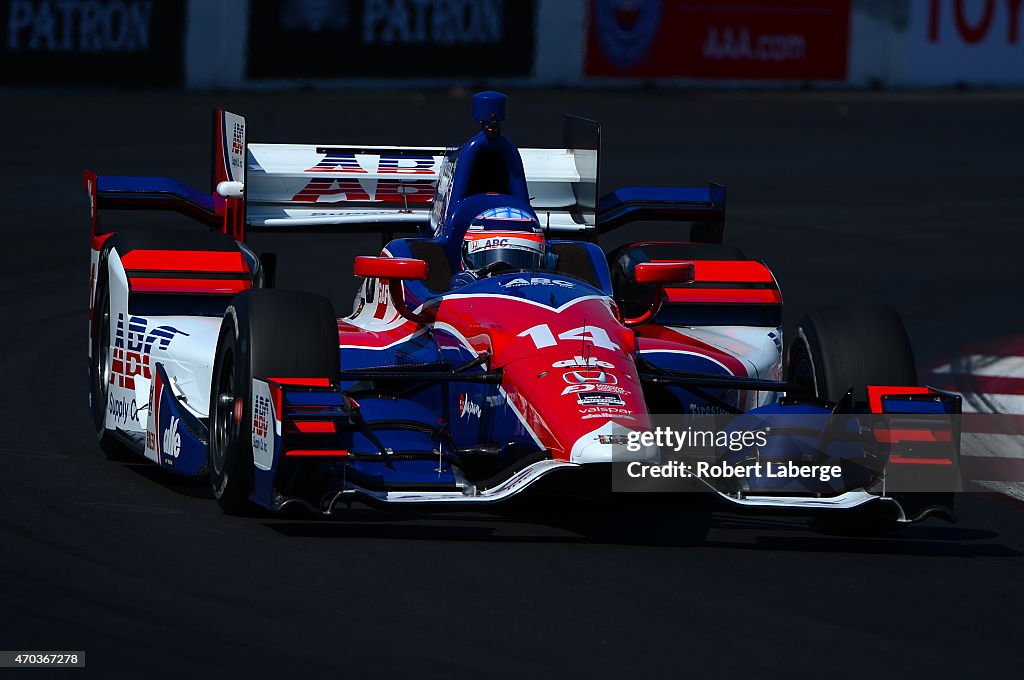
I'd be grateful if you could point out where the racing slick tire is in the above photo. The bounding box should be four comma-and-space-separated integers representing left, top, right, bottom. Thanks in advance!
208, 290, 339, 515
788, 305, 921, 535
787, 304, 917, 403
89, 250, 132, 460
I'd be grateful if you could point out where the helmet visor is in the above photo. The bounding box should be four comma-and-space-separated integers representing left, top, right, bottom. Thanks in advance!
463, 246, 544, 272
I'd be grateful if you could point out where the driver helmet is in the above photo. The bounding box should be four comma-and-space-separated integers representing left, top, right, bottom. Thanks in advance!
461, 207, 545, 275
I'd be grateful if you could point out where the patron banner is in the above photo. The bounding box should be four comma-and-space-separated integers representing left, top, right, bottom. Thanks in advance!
0, 0, 186, 85
585, 0, 850, 81
248, 0, 537, 80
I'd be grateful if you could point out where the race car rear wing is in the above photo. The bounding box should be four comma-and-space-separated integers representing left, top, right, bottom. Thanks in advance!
85, 108, 728, 243
244, 139, 593, 233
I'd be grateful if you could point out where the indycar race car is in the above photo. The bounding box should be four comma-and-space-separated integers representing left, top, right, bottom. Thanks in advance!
85, 92, 961, 529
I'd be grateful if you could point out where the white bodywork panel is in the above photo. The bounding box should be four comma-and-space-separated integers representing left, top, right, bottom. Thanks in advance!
99, 246, 223, 439
667, 325, 784, 408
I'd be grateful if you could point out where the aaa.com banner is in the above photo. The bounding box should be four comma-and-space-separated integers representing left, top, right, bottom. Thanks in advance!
586, 0, 850, 80
0, 0, 185, 85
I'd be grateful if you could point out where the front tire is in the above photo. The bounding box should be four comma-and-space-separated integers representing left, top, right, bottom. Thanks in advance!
788, 304, 917, 403
208, 290, 339, 514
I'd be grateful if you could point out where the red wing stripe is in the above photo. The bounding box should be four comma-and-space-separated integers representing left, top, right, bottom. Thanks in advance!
289, 421, 337, 434
268, 378, 332, 387
875, 429, 952, 443
690, 261, 775, 283
121, 250, 248, 273
866, 386, 934, 413
285, 449, 349, 457
889, 456, 953, 466
129, 278, 251, 294
663, 288, 782, 304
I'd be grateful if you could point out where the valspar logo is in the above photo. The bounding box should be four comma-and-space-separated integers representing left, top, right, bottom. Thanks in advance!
5, 0, 156, 53
162, 416, 180, 458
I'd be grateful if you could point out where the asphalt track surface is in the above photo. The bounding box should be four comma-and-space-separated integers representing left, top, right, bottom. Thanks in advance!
2, 90, 1023, 678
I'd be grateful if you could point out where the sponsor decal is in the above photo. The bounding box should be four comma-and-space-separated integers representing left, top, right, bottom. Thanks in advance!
501, 277, 575, 289
304, 153, 437, 175
579, 405, 634, 420
0, 0, 186, 85
145, 369, 161, 456
470, 237, 509, 251
582, 412, 635, 420
579, 406, 632, 415
592, 0, 662, 70
228, 116, 246, 178
688, 403, 730, 416
553, 356, 615, 369
459, 393, 482, 419
578, 393, 628, 407
562, 369, 618, 385
248, 0, 536, 79
562, 383, 629, 396
585, 0, 850, 81
251, 379, 275, 470
107, 393, 138, 426
109, 314, 187, 390
253, 395, 270, 449
162, 415, 180, 459
280, 0, 350, 32
291, 178, 436, 203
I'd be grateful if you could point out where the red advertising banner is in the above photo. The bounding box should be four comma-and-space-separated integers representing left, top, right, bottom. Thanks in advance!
586, 0, 850, 80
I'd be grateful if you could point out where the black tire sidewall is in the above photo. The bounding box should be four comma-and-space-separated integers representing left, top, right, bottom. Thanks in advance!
789, 305, 918, 403
209, 307, 253, 512
207, 290, 339, 514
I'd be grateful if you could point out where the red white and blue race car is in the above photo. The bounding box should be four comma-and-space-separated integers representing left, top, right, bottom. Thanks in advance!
85, 92, 962, 529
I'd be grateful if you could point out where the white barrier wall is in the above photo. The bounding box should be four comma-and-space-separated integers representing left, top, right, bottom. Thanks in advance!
186, 0, 249, 90
179, 0, 1024, 90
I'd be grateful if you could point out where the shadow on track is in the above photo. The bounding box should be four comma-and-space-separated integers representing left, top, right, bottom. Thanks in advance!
113, 455, 1023, 557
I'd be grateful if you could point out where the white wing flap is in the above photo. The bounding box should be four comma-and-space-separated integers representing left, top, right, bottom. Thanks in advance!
245, 143, 586, 229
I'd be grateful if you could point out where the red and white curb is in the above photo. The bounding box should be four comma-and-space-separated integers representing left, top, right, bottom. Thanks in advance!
928, 336, 1024, 502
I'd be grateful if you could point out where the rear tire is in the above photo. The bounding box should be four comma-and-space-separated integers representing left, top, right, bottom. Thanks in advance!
208, 290, 339, 515
787, 304, 917, 403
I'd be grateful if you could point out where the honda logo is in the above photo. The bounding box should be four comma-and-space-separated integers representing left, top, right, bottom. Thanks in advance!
562, 370, 618, 385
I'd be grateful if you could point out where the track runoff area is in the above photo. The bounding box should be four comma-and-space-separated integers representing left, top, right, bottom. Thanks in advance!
928, 335, 1024, 501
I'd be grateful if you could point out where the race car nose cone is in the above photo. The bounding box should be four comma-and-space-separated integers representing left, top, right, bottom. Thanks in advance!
570, 422, 659, 464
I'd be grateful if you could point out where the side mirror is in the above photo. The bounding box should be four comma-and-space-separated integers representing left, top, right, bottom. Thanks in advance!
622, 261, 695, 327
354, 256, 428, 281
634, 261, 694, 285
354, 256, 430, 323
